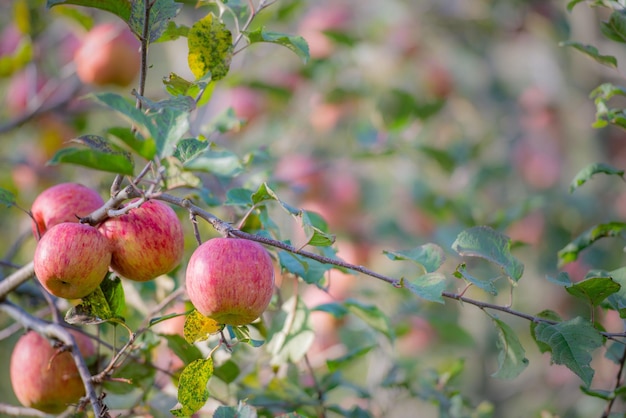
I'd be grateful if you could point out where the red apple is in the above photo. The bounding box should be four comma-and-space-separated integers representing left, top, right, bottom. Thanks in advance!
98, 200, 184, 282
74, 23, 140, 87
10, 329, 95, 414
34, 222, 112, 299
185, 237, 275, 326
31, 182, 105, 240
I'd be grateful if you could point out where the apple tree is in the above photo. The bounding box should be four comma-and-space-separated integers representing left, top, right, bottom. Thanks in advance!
2, 0, 626, 417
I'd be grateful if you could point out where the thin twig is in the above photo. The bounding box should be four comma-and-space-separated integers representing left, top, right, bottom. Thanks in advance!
602, 345, 626, 417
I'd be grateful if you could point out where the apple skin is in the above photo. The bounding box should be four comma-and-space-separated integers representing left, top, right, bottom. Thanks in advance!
98, 200, 184, 282
185, 238, 275, 326
34, 222, 112, 299
31, 182, 105, 239
74, 23, 140, 87
10, 329, 95, 414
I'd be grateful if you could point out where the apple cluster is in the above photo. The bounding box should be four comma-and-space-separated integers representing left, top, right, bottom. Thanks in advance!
31, 183, 184, 299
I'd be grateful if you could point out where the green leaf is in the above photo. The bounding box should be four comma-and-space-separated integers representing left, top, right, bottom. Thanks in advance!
601, 11, 626, 44
565, 275, 621, 306
214, 401, 257, 418
454, 263, 498, 295
155, 21, 189, 43
313, 302, 349, 318
245, 27, 309, 64
557, 222, 626, 267
213, 360, 240, 384
452, 226, 524, 282
327, 345, 375, 372
590, 83, 626, 102
183, 309, 223, 344
107, 126, 157, 160
173, 138, 208, 164
534, 316, 603, 387
566, 0, 586, 12
47, 0, 132, 21
187, 13, 233, 80
90, 93, 154, 138
252, 183, 300, 215
65, 285, 124, 325
163, 73, 214, 105
171, 358, 213, 416
404, 273, 446, 303
300, 210, 335, 247
183, 145, 243, 177
162, 156, 202, 189
560, 41, 618, 68
491, 317, 529, 379
128, 0, 181, 42
344, 298, 394, 341
569, 162, 624, 193
384, 243, 446, 273
530, 310, 562, 354
48, 147, 132, 175
133, 94, 194, 158
604, 267, 626, 317
100, 276, 125, 318
278, 251, 332, 285
267, 296, 315, 366
231, 325, 264, 347
160, 334, 203, 366
225, 187, 254, 206
0, 188, 16, 208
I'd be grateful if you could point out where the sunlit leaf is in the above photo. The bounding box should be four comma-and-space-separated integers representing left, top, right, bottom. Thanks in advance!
557, 222, 626, 267
65, 284, 123, 325
569, 162, 624, 193
245, 27, 309, 63
183, 309, 223, 344
171, 358, 213, 416
534, 316, 603, 387
560, 41, 617, 68
452, 226, 524, 282
267, 296, 315, 366
155, 20, 189, 42
384, 243, 446, 273
491, 317, 528, 379
187, 13, 233, 80
100, 276, 125, 318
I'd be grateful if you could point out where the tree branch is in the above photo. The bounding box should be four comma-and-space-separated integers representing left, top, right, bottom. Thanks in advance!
0, 261, 35, 301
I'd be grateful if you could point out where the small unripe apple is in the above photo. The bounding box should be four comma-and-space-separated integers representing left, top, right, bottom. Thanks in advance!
98, 200, 184, 282
74, 23, 140, 87
34, 223, 112, 299
31, 182, 104, 239
10, 329, 95, 414
185, 238, 275, 326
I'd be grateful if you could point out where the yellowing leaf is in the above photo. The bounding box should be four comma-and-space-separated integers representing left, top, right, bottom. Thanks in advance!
184, 309, 223, 344
171, 358, 213, 416
187, 13, 232, 80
